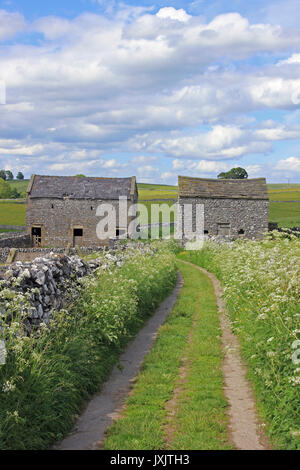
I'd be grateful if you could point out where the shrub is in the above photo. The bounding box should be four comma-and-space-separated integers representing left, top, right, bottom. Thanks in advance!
0, 178, 11, 199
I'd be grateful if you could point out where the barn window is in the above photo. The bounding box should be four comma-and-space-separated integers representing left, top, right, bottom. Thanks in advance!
51, 204, 54, 209
91, 206, 93, 211
116, 228, 126, 238
218, 223, 230, 236
73, 228, 83, 237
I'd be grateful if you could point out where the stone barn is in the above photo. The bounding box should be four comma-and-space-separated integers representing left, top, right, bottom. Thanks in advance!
177, 176, 269, 240
26, 175, 138, 247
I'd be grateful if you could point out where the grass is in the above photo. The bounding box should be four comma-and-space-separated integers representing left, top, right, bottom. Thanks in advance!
269, 191, 300, 201
7, 179, 29, 194
0, 229, 20, 233
103, 260, 231, 450
138, 183, 177, 201
268, 183, 300, 190
138, 200, 176, 225
0, 202, 26, 226
269, 201, 300, 227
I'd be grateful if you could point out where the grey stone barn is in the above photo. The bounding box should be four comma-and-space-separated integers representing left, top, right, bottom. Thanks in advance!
26, 175, 138, 247
177, 176, 269, 239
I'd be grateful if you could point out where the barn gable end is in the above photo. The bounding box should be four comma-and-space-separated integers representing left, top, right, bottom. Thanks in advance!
26, 175, 138, 247
178, 176, 269, 240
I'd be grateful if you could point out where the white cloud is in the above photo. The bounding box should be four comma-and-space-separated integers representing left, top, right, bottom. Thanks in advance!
137, 165, 159, 176
0, 10, 25, 41
133, 125, 271, 160
156, 7, 191, 23
245, 164, 263, 177
277, 53, 300, 65
172, 158, 230, 174
1, 7, 300, 178
275, 157, 300, 172
130, 155, 158, 164
255, 125, 300, 141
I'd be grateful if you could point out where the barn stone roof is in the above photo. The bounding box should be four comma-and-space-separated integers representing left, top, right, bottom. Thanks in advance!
27, 175, 137, 200
178, 176, 269, 200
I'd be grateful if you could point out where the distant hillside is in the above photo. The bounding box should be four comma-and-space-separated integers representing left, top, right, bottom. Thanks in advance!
7, 179, 29, 196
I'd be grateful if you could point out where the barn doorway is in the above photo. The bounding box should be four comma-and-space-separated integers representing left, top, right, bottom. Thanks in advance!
73, 227, 83, 246
32, 226, 42, 247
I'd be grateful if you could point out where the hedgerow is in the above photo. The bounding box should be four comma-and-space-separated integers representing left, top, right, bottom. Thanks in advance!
0, 241, 177, 450
178, 232, 300, 450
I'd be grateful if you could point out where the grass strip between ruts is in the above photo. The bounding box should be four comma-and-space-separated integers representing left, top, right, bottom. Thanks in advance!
103, 260, 231, 450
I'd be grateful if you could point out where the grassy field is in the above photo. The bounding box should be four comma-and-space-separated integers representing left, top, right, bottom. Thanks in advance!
104, 261, 231, 450
7, 179, 29, 194
0, 202, 26, 225
269, 201, 300, 227
138, 183, 177, 201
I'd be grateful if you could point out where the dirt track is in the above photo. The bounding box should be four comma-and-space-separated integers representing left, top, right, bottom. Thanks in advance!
179, 260, 270, 450
55, 274, 183, 450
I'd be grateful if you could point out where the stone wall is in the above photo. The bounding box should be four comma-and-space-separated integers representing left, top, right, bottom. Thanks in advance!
13, 246, 107, 262
0, 233, 31, 249
26, 197, 138, 247
178, 197, 269, 240
0, 248, 10, 264
0, 230, 25, 239
0, 242, 155, 335
0, 225, 25, 231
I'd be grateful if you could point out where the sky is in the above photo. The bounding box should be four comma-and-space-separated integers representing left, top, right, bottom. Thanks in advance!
1, 1, 300, 184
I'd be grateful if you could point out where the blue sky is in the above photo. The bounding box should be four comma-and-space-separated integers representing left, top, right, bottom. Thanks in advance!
1, 0, 300, 183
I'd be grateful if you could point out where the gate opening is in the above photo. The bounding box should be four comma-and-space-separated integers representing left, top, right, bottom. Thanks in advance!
73, 228, 83, 246
32, 226, 42, 247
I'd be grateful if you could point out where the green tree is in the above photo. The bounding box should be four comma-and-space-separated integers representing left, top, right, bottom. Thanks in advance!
16, 171, 24, 180
5, 170, 14, 180
0, 178, 12, 198
217, 167, 248, 179
10, 188, 20, 198
0, 169, 7, 180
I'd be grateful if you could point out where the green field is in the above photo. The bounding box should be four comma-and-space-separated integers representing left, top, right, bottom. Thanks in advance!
138, 183, 177, 201
269, 201, 300, 227
0, 202, 26, 225
7, 179, 29, 194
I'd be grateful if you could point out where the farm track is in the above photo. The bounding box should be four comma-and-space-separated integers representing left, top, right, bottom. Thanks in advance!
179, 260, 270, 451
55, 274, 183, 451
56, 261, 270, 451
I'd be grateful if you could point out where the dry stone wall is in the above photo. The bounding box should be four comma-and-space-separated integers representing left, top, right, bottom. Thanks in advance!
0, 233, 31, 249
0, 242, 155, 335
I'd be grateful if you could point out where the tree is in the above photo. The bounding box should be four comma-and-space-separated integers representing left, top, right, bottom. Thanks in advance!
16, 171, 24, 180
217, 167, 248, 179
5, 170, 13, 180
0, 178, 11, 198
0, 169, 6, 180
10, 188, 20, 199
